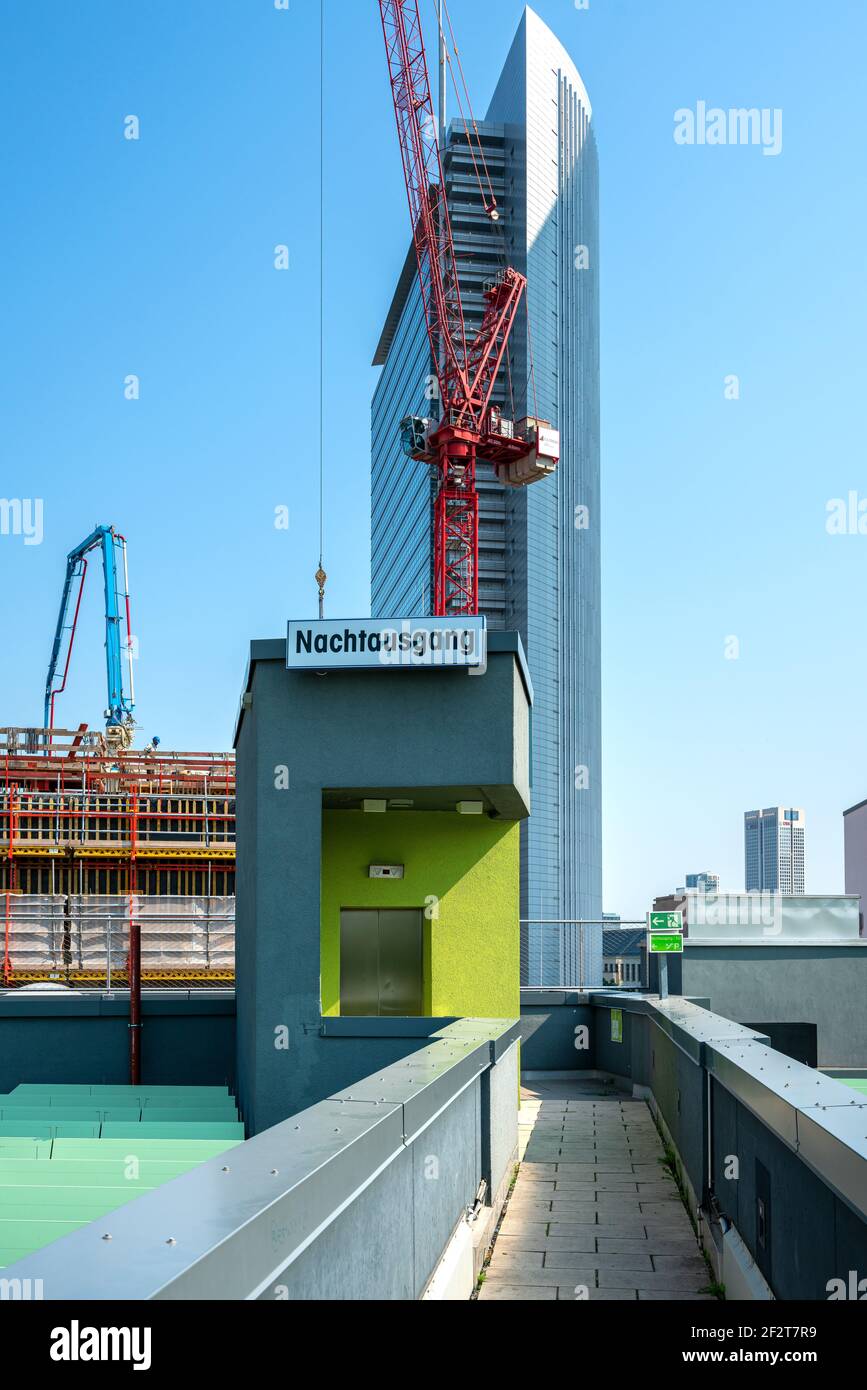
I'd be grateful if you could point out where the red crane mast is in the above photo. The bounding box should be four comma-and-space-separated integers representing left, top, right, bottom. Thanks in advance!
378, 0, 560, 617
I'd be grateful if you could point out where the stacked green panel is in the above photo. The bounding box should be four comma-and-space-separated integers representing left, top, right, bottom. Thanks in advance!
0, 1083, 243, 1269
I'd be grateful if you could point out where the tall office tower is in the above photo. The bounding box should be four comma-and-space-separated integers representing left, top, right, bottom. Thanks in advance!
744, 809, 806, 894
371, 7, 601, 986
684, 872, 719, 893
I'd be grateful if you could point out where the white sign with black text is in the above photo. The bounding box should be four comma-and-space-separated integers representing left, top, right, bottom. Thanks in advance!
286, 617, 487, 671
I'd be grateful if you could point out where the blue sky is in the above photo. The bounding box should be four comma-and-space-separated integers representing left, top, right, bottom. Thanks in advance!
0, 1, 864, 918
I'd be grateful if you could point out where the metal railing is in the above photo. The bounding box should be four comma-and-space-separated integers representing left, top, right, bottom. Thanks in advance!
520, 918, 646, 990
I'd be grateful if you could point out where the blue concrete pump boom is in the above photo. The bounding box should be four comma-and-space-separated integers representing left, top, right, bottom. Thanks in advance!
44, 525, 136, 745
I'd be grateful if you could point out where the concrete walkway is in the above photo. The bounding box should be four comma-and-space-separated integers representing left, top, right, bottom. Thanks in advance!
477, 1079, 716, 1302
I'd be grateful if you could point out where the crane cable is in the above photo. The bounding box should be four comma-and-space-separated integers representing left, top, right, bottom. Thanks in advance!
431, 0, 497, 214
317, 0, 327, 617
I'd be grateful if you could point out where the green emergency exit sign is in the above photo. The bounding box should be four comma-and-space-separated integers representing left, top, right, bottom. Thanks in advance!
647, 910, 683, 954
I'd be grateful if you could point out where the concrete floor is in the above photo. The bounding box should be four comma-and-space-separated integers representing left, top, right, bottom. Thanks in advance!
477, 1078, 717, 1301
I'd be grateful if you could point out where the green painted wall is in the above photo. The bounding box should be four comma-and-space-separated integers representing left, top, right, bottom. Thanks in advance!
320, 810, 520, 1020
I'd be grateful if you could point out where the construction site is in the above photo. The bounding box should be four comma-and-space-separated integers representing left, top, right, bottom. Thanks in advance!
1, 523, 235, 993
0, 728, 235, 989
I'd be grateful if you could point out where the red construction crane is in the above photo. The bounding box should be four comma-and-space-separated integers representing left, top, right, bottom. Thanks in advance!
378, 0, 560, 617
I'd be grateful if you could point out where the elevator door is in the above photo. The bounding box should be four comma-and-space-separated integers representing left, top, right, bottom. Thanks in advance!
339, 909, 423, 1016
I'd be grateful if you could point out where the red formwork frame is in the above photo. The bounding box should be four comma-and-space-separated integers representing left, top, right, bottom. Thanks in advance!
0, 730, 235, 995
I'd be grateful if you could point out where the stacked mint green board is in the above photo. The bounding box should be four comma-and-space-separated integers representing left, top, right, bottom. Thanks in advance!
0, 1084, 243, 1268
835, 1076, 867, 1098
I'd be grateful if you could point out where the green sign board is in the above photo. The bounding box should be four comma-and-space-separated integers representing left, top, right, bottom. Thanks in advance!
647, 909, 683, 955
648, 931, 683, 954
610, 1008, 623, 1044
649, 911, 683, 933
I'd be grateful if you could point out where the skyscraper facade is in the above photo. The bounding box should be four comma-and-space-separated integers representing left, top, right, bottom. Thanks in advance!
683, 872, 720, 893
371, 7, 601, 985
744, 808, 806, 893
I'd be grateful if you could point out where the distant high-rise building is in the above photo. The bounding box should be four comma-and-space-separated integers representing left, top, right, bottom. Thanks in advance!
843, 796, 867, 935
370, 7, 601, 986
683, 872, 719, 893
744, 808, 805, 893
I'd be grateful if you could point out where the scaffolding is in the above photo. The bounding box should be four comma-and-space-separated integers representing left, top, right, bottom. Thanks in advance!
1, 727, 235, 987
2, 895, 235, 986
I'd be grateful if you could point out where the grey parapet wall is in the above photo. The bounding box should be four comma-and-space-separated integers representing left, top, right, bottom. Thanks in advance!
2, 1019, 520, 1301
520, 991, 867, 1299
233, 632, 532, 1134
0, 991, 236, 1093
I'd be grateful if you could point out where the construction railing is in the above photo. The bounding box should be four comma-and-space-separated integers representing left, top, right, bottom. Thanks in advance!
1, 895, 235, 987
0, 789, 235, 857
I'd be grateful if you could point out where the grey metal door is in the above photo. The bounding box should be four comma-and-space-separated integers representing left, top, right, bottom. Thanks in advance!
340, 909, 423, 1016
339, 910, 380, 1017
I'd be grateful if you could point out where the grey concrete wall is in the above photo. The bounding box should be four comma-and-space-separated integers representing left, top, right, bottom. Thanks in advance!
844, 803, 867, 934
529, 993, 867, 1299
259, 1078, 483, 1300
3, 1020, 519, 1302
711, 1079, 865, 1299
681, 946, 867, 1067
236, 640, 530, 1134
487, 1040, 519, 1196
258, 1131, 417, 1299
593, 1001, 633, 1081
0, 993, 236, 1092
519, 991, 594, 1070
644, 1017, 707, 1203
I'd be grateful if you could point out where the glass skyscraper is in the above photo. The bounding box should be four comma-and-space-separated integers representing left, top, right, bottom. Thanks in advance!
744, 808, 806, 894
683, 872, 720, 893
371, 7, 601, 984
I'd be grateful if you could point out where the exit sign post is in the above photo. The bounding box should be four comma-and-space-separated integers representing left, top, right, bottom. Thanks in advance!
647, 910, 684, 999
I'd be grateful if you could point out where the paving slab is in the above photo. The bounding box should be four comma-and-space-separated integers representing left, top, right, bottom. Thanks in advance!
484, 1250, 545, 1270
477, 1080, 713, 1304
569, 1290, 638, 1301
495, 1232, 598, 1255
596, 1236, 699, 1254
651, 1254, 709, 1274
638, 1291, 716, 1301
543, 1251, 654, 1272
478, 1283, 557, 1301
484, 1265, 598, 1286
549, 1220, 659, 1236
599, 1269, 708, 1292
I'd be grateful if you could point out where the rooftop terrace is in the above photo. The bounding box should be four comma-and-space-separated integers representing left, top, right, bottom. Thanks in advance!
2, 997, 865, 1300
